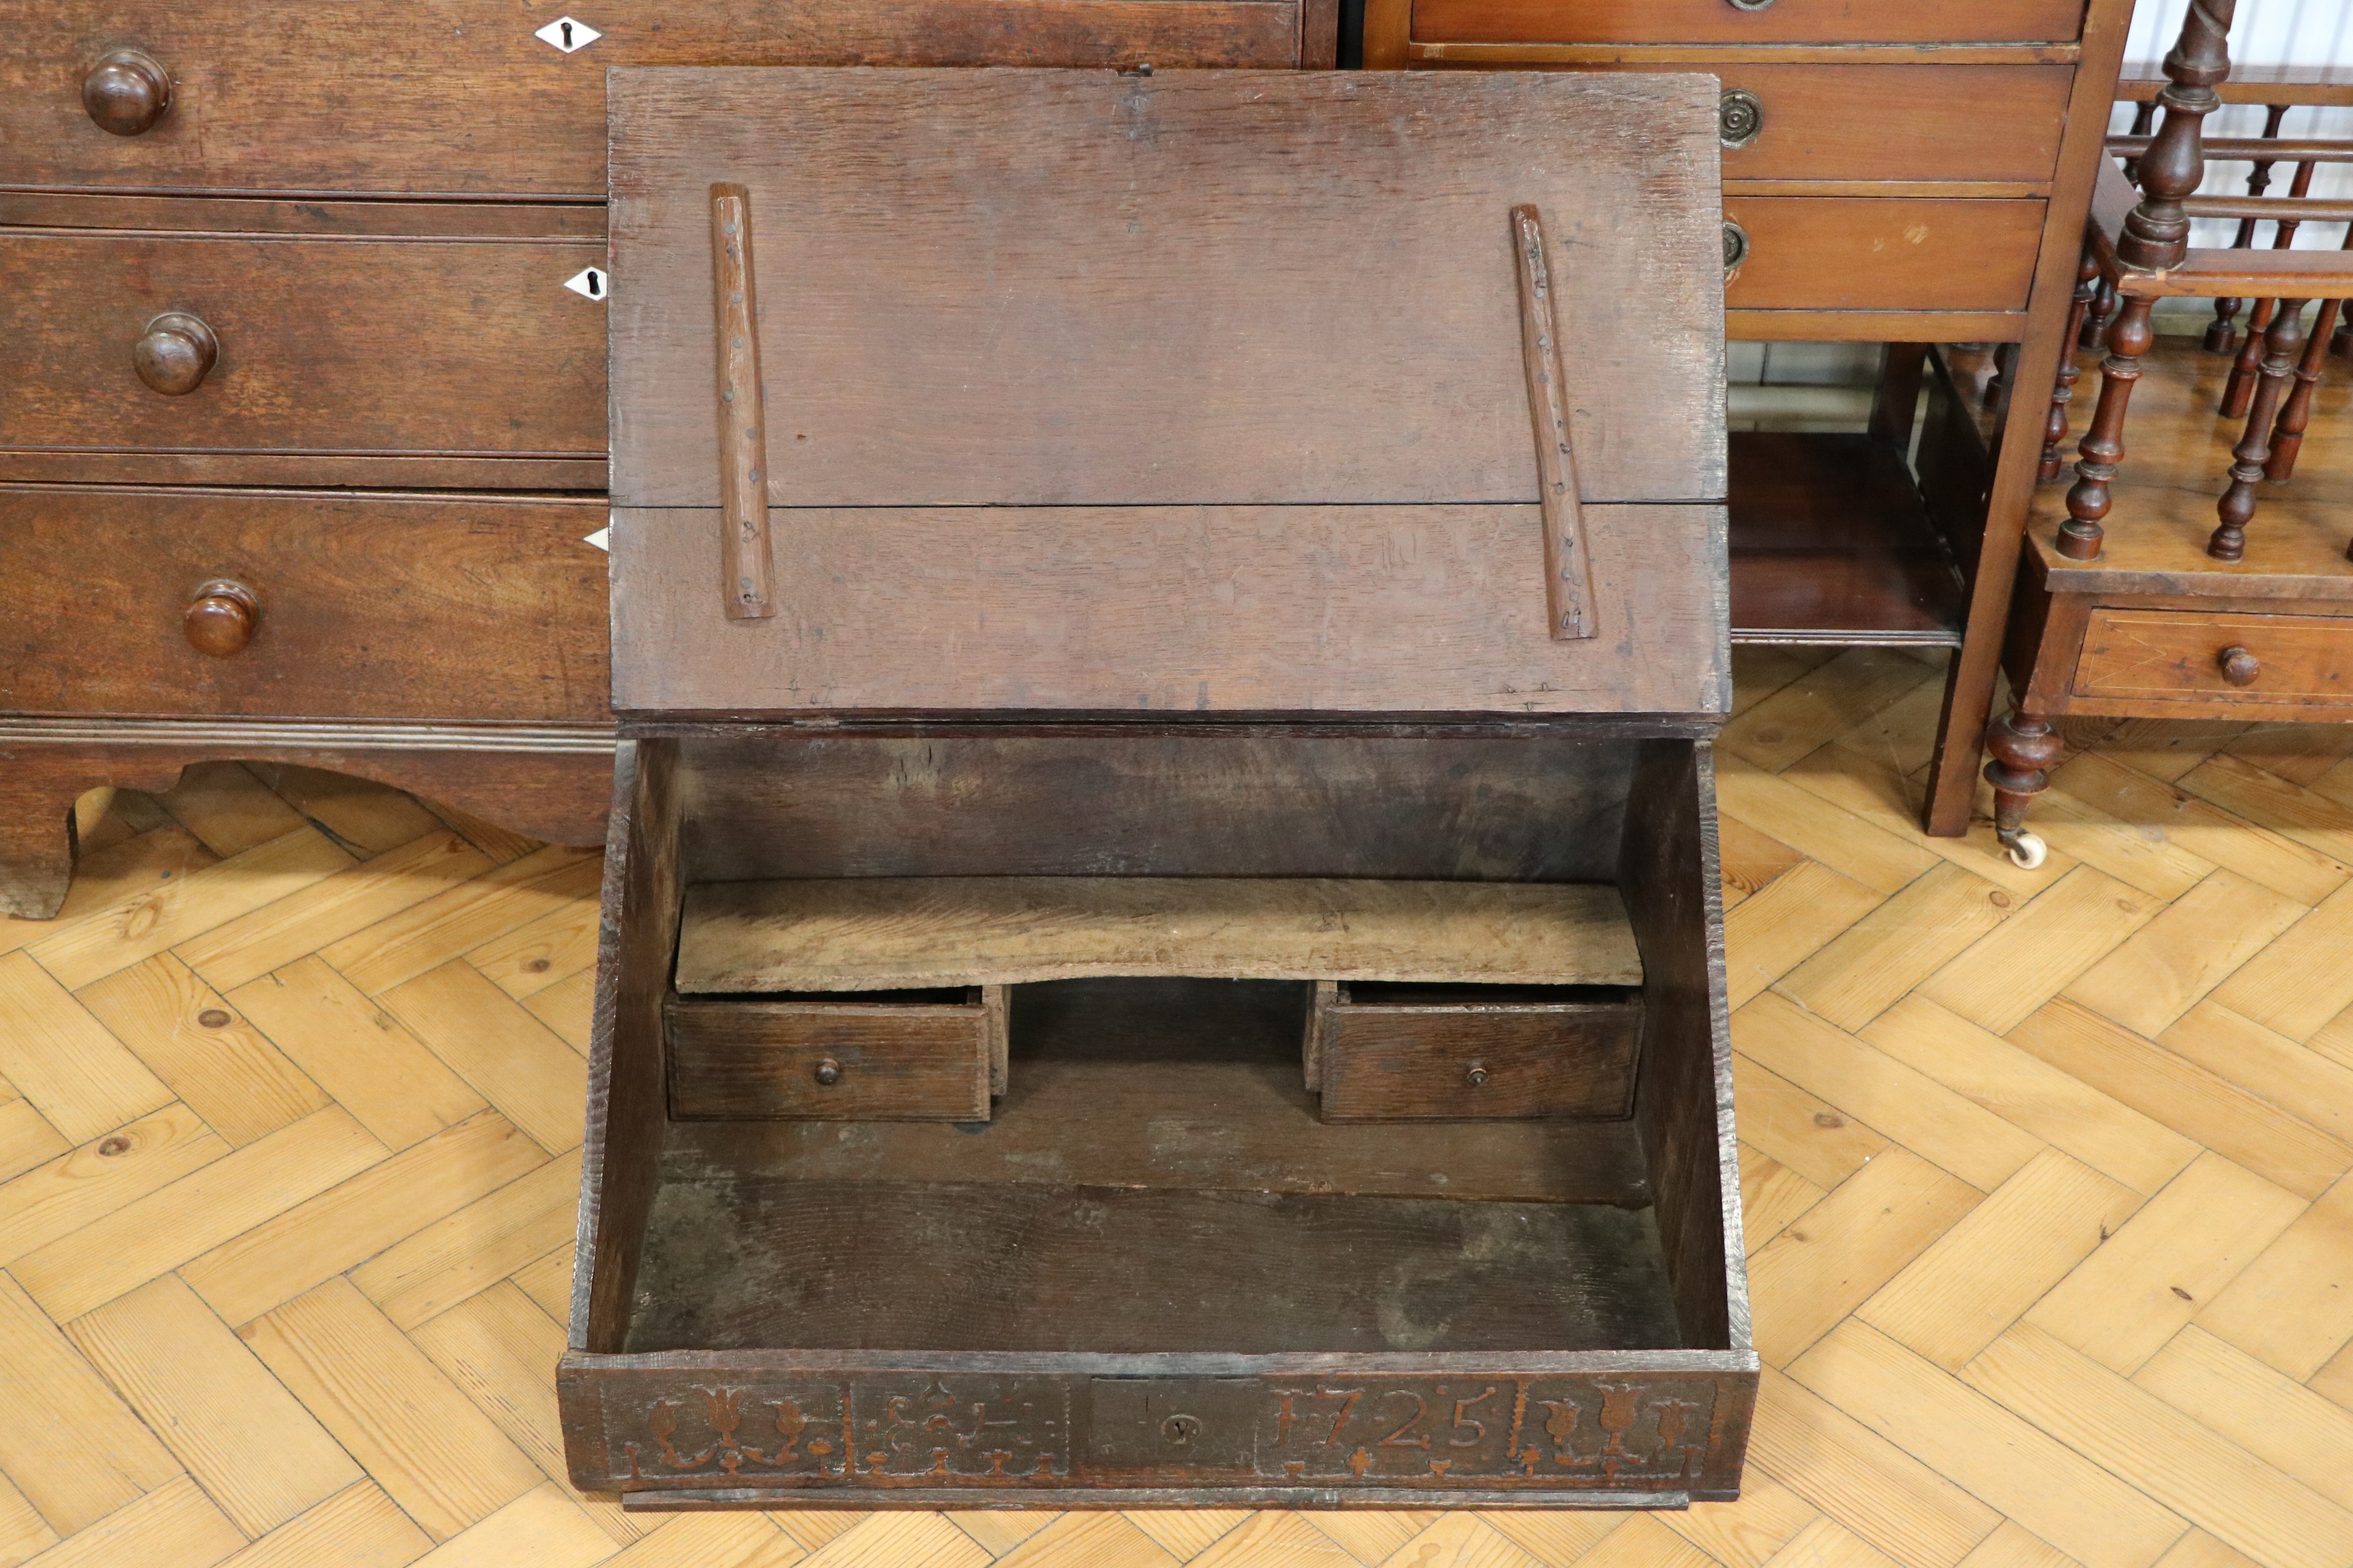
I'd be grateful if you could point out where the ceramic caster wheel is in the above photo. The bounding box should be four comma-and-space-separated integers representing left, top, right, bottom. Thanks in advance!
2004, 831, 2047, 871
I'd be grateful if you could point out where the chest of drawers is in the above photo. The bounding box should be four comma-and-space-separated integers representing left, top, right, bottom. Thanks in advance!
0, 0, 1319, 919
1365, 0, 2136, 848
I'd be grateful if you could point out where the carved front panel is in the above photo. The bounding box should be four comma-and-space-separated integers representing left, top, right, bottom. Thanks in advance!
1259, 1377, 1717, 1484
607, 1377, 1068, 1487
601, 1373, 1721, 1490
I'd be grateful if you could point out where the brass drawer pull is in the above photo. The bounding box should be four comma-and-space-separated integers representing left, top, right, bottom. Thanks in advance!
134, 312, 218, 396
2218, 645, 2261, 687
84, 48, 172, 136
1719, 89, 1763, 149
184, 579, 258, 658
1722, 219, 1751, 277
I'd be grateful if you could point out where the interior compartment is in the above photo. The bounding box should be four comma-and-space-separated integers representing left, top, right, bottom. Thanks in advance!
561, 726, 1753, 1500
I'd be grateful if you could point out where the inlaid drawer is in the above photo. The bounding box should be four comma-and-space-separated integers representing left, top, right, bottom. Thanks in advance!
1307, 982, 1644, 1122
2074, 609, 2353, 708
665, 989, 1005, 1121
0, 488, 611, 722
1410, 0, 2087, 46
1696, 65, 2069, 185
1724, 197, 2045, 312
0, 1, 1304, 199
0, 232, 605, 471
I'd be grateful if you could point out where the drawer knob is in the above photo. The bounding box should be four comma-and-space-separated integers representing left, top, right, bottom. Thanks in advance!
84, 49, 172, 136
1719, 89, 1764, 149
2218, 645, 2261, 687
1725, 0, 1778, 10
1722, 219, 1751, 277
184, 579, 258, 658
814, 1057, 844, 1087
1465, 1063, 1489, 1087
134, 312, 218, 396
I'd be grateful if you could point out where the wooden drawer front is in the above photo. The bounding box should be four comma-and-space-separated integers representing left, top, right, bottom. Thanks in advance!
665, 993, 998, 1121
1709, 66, 2069, 185
1412, 0, 2085, 46
1725, 198, 2045, 312
0, 489, 610, 722
0, 233, 604, 465
2074, 610, 2353, 706
0, 3, 1301, 199
1312, 985, 1642, 1122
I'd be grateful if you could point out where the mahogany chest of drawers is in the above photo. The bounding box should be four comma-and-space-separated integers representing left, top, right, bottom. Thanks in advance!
0, 0, 1321, 919
1365, 0, 2137, 845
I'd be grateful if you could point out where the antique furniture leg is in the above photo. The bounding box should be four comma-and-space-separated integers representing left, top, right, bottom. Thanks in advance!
1984, 704, 2059, 870
2205, 104, 2290, 353
2265, 299, 2341, 483
2041, 245, 2102, 483
2059, 296, 2155, 562
2211, 299, 2304, 562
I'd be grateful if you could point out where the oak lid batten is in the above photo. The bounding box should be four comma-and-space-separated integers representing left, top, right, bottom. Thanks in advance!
709, 182, 774, 619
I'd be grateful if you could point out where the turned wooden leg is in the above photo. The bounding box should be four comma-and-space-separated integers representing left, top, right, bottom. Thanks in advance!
2084, 275, 2119, 351
2265, 299, 2341, 483
2061, 296, 2155, 561
1984, 706, 2060, 870
2211, 300, 2305, 562
2224, 298, 2277, 419
2040, 247, 2101, 483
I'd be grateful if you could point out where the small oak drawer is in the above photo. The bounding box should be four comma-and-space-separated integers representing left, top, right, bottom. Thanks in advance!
0, 1, 1302, 199
665, 988, 1007, 1121
0, 488, 611, 722
1724, 197, 2045, 312
1410, 0, 2088, 46
1707, 65, 2068, 185
1307, 982, 1643, 1123
2074, 609, 2353, 707
0, 232, 604, 469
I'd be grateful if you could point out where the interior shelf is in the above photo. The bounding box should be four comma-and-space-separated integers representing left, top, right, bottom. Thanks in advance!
674, 875, 1643, 993
1728, 429, 1970, 649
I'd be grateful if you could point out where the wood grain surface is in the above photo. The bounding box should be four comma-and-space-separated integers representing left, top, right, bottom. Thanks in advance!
1315, 989, 1644, 1120
674, 876, 1644, 992
664, 993, 993, 1121
0, 0, 1305, 199
611, 502, 1729, 717
0, 232, 604, 466
1407, 0, 2088, 46
1571, 64, 2071, 185
0, 488, 611, 723
1724, 198, 2048, 313
2073, 610, 2353, 708
608, 68, 1725, 510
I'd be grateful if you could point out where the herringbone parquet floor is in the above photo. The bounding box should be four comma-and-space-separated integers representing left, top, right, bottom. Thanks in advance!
3, 646, 2352, 1568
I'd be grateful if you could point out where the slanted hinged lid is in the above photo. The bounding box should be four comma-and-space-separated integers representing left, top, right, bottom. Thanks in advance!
607, 66, 1728, 718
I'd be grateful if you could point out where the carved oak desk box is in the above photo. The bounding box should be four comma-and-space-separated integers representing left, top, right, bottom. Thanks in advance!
559, 65, 1754, 1508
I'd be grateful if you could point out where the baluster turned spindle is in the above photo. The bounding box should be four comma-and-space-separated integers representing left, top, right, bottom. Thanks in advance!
2265, 298, 2343, 483
2041, 245, 2102, 483
2062, 0, 2237, 561
2211, 299, 2304, 561
2206, 104, 2291, 354
2222, 158, 2317, 418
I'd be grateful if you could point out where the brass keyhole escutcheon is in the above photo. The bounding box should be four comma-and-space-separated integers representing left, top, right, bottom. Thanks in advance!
1161, 1413, 1202, 1446
1465, 1063, 1489, 1087
1719, 89, 1764, 150
814, 1057, 843, 1086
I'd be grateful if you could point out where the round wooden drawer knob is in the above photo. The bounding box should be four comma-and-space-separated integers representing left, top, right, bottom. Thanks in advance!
1464, 1063, 1489, 1088
84, 49, 172, 136
134, 312, 218, 396
184, 580, 259, 658
814, 1057, 844, 1087
2218, 645, 2261, 687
